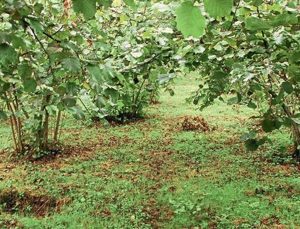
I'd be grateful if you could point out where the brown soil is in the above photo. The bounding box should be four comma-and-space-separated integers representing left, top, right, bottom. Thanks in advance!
142, 198, 174, 229
0, 219, 23, 229
181, 116, 211, 132
28, 144, 96, 166
140, 151, 179, 228
0, 189, 69, 217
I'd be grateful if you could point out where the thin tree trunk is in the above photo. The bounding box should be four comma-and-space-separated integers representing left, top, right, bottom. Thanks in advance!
291, 123, 300, 151
7, 108, 19, 152
37, 94, 51, 151
6, 101, 23, 152
282, 104, 300, 157
132, 78, 146, 116
53, 110, 62, 142
42, 109, 49, 150
5, 92, 22, 151
11, 90, 24, 146
36, 114, 44, 151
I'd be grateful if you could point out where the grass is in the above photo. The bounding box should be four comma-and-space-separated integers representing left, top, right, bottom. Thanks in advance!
0, 75, 299, 228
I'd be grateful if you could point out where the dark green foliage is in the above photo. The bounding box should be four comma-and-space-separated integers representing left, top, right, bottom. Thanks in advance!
175, 0, 300, 152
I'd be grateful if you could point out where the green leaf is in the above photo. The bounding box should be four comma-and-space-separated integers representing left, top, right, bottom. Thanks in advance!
105, 88, 119, 102
227, 94, 241, 105
62, 57, 81, 73
289, 65, 300, 82
50, 50, 73, 63
0, 110, 7, 120
212, 70, 227, 79
123, 0, 136, 9
69, 106, 85, 120
262, 119, 273, 132
96, 96, 106, 108
98, 0, 112, 7
11, 35, 26, 49
62, 96, 77, 107
247, 101, 257, 109
245, 17, 271, 31
56, 85, 67, 96
261, 118, 280, 133
291, 118, 300, 125
87, 65, 103, 83
23, 78, 37, 93
0, 44, 18, 66
204, 0, 233, 18
175, 2, 206, 38
72, 0, 96, 20
0, 32, 11, 44
27, 18, 44, 33
34, 3, 44, 14
270, 13, 298, 27
289, 50, 300, 64
288, 50, 300, 81
18, 63, 33, 79
281, 82, 293, 94
244, 0, 263, 6
0, 82, 10, 94
245, 139, 259, 151
241, 131, 256, 141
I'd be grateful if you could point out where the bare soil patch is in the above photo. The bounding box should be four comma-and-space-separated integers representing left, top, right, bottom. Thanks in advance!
181, 116, 211, 132
0, 189, 69, 217
0, 219, 23, 229
29, 144, 96, 166
160, 115, 213, 133
140, 151, 180, 228
143, 198, 174, 229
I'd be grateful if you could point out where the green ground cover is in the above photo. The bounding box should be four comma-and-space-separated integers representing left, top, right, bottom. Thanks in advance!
0, 76, 299, 228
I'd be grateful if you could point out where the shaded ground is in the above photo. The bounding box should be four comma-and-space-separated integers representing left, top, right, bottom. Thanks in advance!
0, 76, 299, 228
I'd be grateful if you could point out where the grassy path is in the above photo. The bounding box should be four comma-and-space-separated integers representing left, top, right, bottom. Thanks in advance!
0, 76, 299, 228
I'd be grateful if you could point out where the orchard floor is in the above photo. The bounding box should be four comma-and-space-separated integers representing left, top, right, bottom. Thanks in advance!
0, 76, 299, 228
